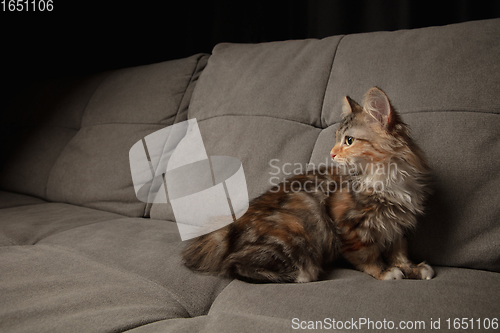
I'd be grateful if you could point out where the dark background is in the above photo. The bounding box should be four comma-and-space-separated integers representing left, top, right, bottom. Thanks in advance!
1, 0, 500, 91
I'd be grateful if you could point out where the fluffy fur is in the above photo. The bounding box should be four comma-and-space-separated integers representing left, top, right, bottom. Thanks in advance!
182, 87, 434, 283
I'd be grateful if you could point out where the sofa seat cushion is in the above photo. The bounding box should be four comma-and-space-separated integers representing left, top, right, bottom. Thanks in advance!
126, 312, 291, 333
37, 218, 231, 316
0, 201, 123, 246
121, 267, 500, 333
0, 190, 46, 209
1, 216, 232, 331
0, 245, 190, 332
204, 267, 500, 331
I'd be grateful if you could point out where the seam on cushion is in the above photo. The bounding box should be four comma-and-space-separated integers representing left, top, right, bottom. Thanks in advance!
140, 54, 206, 217
197, 113, 323, 129
306, 130, 325, 166
401, 109, 500, 116
35, 243, 191, 318
325, 108, 500, 128
0, 202, 49, 212
205, 310, 293, 326
0, 189, 48, 203
320, 35, 345, 129
35, 216, 178, 246
1, 233, 18, 246
174, 54, 207, 125
139, 115, 180, 218
307, 108, 498, 164
78, 71, 114, 130
5, 123, 81, 131
0, 202, 124, 245
141, 55, 208, 217
43, 72, 111, 201
53, 200, 130, 218
42, 128, 79, 201
2, 120, 193, 129
79, 122, 168, 128
32, 216, 125, 245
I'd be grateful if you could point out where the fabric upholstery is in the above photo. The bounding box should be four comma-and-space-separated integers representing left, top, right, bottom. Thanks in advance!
38, 218, 232, 318
0, 190, 46, 209
150, 38, 341, 221
321, 19, 500, 126
206, 267, 500, 330
0, 202, 123, 246
0, 54, 209, 217
168, 18, 500, 273
46, 55, 209, 217
0, 19, 499, 333
0, 245, 190, 332
0, 75, 107, 199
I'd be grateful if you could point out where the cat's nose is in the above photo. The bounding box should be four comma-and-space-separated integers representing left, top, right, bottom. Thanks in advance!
330, 153, 336, 159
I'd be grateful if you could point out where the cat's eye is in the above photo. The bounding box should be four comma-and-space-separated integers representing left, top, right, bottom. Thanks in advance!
345, 136, 354, 146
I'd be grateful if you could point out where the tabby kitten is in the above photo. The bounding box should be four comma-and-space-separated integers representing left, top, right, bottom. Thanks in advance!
182, 87, 434, 283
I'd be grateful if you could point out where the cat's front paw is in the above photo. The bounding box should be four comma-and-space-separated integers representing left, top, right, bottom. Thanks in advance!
417, 262, 434, 280
382, 267, 404, 280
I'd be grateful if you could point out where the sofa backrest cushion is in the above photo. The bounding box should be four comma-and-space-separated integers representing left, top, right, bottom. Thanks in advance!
0, 54, 209, 217
152, 19, 500, 272
1, 75, 107, 200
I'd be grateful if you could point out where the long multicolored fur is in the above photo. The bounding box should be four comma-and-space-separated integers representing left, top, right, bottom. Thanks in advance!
182, 87, 434, 283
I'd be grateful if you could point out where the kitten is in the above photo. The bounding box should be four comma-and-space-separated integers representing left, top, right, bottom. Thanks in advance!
182, 87, 434, 283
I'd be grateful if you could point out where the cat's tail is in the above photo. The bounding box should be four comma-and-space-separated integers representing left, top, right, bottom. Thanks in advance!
182, 226, 230, 275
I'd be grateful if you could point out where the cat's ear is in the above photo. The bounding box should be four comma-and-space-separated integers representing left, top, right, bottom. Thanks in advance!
363, 87, 394, 129
342, 96, 362, 116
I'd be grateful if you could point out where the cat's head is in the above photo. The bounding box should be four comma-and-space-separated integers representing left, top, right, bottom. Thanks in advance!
331, 87, 428, 178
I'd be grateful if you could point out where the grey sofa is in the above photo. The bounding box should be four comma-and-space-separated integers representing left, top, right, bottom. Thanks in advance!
1, 18, 499, 332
